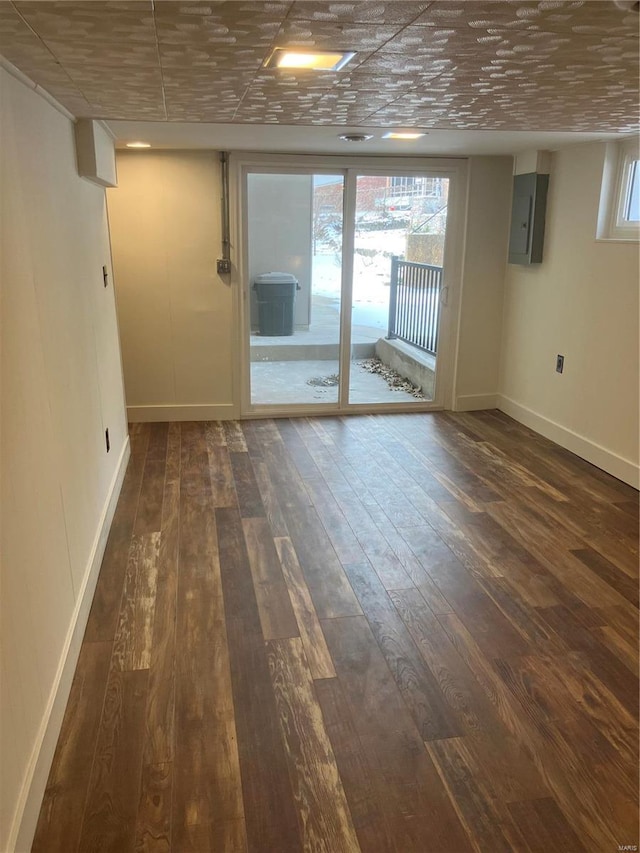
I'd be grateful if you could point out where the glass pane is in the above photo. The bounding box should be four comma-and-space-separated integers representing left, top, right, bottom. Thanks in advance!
624, 160, 639, 222
247, 173, 343, 406
349, 175, 449, 405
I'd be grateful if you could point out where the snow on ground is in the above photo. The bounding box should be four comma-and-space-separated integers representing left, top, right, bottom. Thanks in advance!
312, 227, 406, 331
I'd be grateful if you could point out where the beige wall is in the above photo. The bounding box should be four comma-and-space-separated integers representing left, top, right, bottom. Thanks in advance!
500, 141, 639, 486
1, 67, 128, 851
107, 151, 236, 421
453, 156, 513, 409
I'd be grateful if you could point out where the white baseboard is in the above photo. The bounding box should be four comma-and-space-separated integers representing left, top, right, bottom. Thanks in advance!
498, 395, 639, 489
453, 393, 499, 412
12, 436, 131, 853
127, 403, 237, 422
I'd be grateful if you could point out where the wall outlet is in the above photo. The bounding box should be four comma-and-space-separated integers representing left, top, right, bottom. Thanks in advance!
105, 428, 110, 452
556, 354, 565, 374
217, 258, 232, 274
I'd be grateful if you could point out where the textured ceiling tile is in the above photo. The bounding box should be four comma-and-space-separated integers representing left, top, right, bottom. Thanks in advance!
333, 72, 415, 92
153, 2, 283, 44
288, 2, 432, 24
162, 66, 255, 90
1, 0, 637, 132
254, 68, 348, 92
42, 38, 160, 66
409, 1, 607, 30
15, 3, 156, 42
0, 3, 34, 40
64, 65, 164, 88
379, 24, 501, 58
157, 42, 265, 70
275, 20, 402, 50
359, 52, 452, 76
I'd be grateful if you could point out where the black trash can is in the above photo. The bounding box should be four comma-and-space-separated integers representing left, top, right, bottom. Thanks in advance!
253, 272, 300, 336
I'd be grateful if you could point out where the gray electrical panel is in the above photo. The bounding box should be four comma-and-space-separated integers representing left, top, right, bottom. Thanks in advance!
508, 172, 549, 265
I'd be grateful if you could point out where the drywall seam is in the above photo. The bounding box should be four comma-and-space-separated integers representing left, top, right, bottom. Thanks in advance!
11, 437, 131, 853
498, 395, 639, 489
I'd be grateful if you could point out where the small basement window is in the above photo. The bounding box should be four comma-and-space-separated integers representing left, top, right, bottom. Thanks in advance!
597, 136, 640, 241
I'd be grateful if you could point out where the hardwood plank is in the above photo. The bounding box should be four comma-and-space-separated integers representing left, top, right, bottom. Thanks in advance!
322, 615, 472, 853
252, 459, 289, 537
439, 612, 628, 851
282, 502, 362, 619
570, 546, 639, 605
84, 426, 149, 643
230, 451, 266, 518
242, 517, 299, 640
389, 587, 548, 803
425, 737, 522, 853
266, 638, 360, 852
302, 475, 368, 566
325, 486, 416, 591
594, 623, 639, 674
173, 575, 244, 834
218, 507, 301, 852
215, 506, 262, 633
314, 677, 391, 851
204, 420, 227, 447
506, 797, 587, 853
112, 532, 161, 672
143, 478, 179, 767
180, 422, 211, 496
223, 420, 248, 452
172, 819, 248, 853
207, 444, 238, 508
179, 446, 220, 588
535, 605, 639, 718
135, 762, 171, 853
78, 668, 149, 853
275, 536, 336, 680
32, 642, 112, 853
343, 562, 460, 742
134, 422, 169, 536
276, 418, 323, 479
33, 411, 639, 853
248, 419, 314, 508
224, 618, 302, 853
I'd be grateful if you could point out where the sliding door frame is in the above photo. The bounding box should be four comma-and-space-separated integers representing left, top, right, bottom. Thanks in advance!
229, 152, 468, 419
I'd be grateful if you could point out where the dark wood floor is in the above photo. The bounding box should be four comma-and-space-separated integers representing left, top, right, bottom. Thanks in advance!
33, 412, 639, 853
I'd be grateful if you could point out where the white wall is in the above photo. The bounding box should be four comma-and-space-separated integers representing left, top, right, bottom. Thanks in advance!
247, 172, 313, 329
453, 155, 513, 411
500, 141, 639, 487
107, 151, 236, 422
0, 67, 129, 851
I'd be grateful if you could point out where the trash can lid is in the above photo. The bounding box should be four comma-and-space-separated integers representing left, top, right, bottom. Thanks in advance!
254, 272, 298, 285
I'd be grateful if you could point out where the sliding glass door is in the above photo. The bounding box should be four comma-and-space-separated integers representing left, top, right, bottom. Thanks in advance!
246, 171, 344, 407
347, 173, 449, 405
240, 159, 457, 415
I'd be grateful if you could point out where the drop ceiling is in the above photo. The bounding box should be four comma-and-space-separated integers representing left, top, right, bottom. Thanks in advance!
0, 1, 638, 150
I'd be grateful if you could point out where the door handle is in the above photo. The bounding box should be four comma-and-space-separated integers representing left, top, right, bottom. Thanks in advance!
440, 285, 449, 307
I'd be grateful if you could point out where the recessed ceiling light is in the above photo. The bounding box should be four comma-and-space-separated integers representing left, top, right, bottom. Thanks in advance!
125, 141, 151, 148
264, 48, 356, 71
339, 134, 373, 142
383, 132, 427, 140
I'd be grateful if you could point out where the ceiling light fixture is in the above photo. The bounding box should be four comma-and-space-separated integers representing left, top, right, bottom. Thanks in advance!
383, 132, 426, 140
125, 141, 151, 148
264, 48, 356, 71
339, 134, 373, 142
